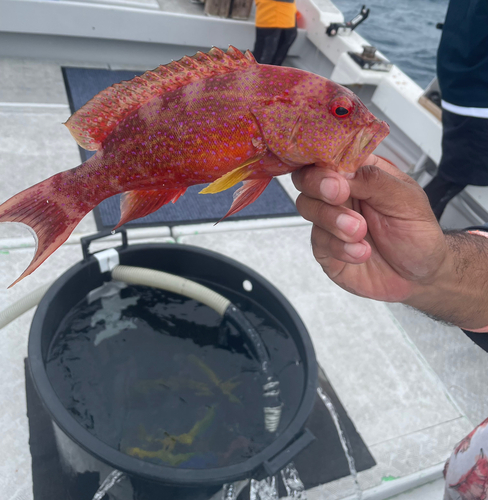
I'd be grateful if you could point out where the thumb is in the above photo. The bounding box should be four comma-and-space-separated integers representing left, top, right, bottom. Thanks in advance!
348, 164, 433, 220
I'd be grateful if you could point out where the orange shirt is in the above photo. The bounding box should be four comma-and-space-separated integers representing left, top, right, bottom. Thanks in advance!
255, 0, 297, 29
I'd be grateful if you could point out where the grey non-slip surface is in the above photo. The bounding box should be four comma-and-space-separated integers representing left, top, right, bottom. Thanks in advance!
387, 302, 488, 428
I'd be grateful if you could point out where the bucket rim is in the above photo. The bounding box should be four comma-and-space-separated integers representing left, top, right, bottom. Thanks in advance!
28, 242, 318, 486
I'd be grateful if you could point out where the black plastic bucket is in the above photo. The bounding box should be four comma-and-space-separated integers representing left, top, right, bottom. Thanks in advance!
28, 231, 318, 499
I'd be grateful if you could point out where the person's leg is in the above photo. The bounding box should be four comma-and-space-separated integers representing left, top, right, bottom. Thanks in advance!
424, 109, 488, 221
253, 28, 281, 64
252, 28, 266, 63
437, 111, 488, 188
271, 26, 298, 66
423, 175, 467, 221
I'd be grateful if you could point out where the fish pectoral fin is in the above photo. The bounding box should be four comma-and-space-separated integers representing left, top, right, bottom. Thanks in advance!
114, 187, 187, 229
219, 178, 272, 221
199, 155, 264, 195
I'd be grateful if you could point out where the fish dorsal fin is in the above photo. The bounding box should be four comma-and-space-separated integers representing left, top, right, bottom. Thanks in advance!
65, 46, 257, 151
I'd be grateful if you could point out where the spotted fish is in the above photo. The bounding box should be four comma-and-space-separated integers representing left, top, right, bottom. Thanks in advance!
0, 46, 389, 286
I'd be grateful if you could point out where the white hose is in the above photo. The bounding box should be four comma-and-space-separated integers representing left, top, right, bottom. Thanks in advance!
0, 283, 52, 330
0, 265, 231, 330
111, 265, 231, 316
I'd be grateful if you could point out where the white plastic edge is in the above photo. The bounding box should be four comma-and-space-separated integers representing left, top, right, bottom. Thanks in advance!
339, 462, 445, 500
93, 248, 120, 273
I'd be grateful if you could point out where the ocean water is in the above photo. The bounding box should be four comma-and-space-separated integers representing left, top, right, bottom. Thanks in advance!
330, 0, 449, 89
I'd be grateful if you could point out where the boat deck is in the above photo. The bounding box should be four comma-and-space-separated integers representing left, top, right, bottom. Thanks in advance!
2, 54, 487, 500
2, 0, 488, 497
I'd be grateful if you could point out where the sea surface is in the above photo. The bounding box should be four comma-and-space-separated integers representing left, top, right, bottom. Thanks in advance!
330, 0, 449, 89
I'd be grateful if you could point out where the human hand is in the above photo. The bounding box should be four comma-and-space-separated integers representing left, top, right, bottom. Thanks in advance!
292, 155, 448, 303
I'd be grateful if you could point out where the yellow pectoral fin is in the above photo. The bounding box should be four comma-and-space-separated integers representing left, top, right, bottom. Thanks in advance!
199, 156, 263, 195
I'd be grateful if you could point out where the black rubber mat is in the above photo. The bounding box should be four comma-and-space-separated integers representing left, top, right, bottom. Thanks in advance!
62, 67, 298, 230
26, 360, 375, 499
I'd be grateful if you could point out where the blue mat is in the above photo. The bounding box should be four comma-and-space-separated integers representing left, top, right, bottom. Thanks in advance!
62, 68, 298, 229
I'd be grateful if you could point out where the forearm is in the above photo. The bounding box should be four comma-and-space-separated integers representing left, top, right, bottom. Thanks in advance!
404, 231, 488, 330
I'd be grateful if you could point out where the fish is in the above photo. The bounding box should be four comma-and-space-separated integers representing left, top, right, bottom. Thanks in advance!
134, 355, 242, 403
0, 46, 389, 287
124, 406, 216, 466
188, 354, 241, 404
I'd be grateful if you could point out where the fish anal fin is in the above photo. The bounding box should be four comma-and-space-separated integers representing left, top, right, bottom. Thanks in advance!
114, 187, 187, 230
65, 46, 256, 151
219, 178, 272, 221
199, 156, 265, 195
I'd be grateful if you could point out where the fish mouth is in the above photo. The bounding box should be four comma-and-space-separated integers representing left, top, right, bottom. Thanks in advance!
337, 119, 390, 176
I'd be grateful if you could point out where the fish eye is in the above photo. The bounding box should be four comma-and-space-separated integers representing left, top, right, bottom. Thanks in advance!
330, 97, 354, 119
335, 107, 349, 116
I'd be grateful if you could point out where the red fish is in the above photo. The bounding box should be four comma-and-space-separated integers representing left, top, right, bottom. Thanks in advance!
0, 46, 389, 286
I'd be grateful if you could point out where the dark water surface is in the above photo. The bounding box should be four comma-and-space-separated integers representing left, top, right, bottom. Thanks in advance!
46, 283, 304, 469
331, 0, 449, 88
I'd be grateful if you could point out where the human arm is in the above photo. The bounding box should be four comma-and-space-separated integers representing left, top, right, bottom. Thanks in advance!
291, 155, 488, 331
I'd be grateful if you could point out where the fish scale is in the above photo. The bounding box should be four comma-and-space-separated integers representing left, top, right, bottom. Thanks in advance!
0, 46, 389, 287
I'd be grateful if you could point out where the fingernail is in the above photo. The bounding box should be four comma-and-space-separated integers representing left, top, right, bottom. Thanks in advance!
336, 214, 360, 235
320, 178, 339, 202
344, 242, 367, 258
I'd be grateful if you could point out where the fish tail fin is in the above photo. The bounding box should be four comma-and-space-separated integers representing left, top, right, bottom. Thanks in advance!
0, 171, 97, 287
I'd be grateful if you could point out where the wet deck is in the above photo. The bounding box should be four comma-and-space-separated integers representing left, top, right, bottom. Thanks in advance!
0, 49, 486, 500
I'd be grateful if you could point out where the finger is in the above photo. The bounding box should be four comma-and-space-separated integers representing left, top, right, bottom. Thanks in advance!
362, 154, 417, 185
348, 164, 434, 220
292, 166, 351, 205
310, 225, 372, 278
296, 194, 367, 243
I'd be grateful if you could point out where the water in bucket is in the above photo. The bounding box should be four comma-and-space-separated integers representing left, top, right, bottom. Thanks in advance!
46, 281, 305, 469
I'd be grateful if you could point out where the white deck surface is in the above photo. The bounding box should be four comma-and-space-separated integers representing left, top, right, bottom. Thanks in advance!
0, 53, 486, 500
